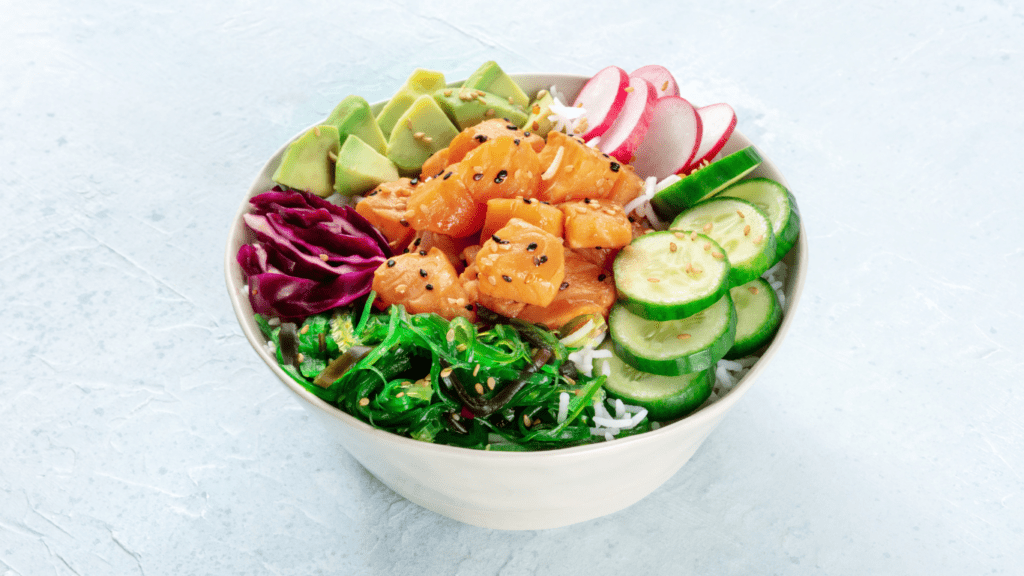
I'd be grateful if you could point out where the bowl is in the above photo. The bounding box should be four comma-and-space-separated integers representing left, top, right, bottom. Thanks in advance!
225, 73, 808, 530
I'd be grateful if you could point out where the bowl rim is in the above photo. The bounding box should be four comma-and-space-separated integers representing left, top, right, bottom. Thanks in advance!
224, 72, 808, 460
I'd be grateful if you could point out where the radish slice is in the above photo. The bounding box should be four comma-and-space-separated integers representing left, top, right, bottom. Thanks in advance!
629, 96, 702, 181
629, 65, 679, 98
598, 77, 657, 163
684, 103, 738, 172
572, 66, 629, 140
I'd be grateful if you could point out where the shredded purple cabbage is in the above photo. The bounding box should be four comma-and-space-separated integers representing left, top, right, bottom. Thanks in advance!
238, 187, 391, 320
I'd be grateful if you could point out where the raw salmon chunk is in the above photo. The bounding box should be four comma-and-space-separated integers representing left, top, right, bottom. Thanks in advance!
558, 199, 633, 249
372, 247, 475, 321
473, 218, 565, 307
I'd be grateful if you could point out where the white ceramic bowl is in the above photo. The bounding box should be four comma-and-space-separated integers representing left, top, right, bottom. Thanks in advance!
225, 73, 808, 530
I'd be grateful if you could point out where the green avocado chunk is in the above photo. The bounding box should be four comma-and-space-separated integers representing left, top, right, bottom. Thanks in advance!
462, 61, 530, 110
376, 69, 447, 140
324, 95, 388, 156
432, 87, 529, 131
334, 135, 400, 196
386, 94, 459, 175
523, 89, 556, 137
271, 125, 340, 197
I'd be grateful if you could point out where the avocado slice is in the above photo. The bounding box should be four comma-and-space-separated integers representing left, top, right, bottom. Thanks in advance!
324, 95, 388, 156
272, 125, 340, 197
462, 61, 530, 110
523, 89, 556, 137
376, 69, 447, 140
432, 87, 529, 131
334, 135, 400, 196
386, 94, 460, 175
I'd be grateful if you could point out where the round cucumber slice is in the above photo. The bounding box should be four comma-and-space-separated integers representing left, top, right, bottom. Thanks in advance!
717, 177, 800, 265
726, 278, 782, 359
613, 230, 730, 321
595, 342, 714, 421
650, 146, 762, 219
609, 295, 736, 377
670, 197, 776, 288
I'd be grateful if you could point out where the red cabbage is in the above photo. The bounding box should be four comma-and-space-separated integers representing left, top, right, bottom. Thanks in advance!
238, 188, 391, 320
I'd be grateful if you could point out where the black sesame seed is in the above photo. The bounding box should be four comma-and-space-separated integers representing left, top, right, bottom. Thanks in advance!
506, 124, 517, 130
523, 131, 531, 137
419, 269, 428, 277
474, 134, 488, 143
595, 246, 602, 250
436, 169, 445, 177
368, 189, 379, 196
502, 117, 510, 122
502, 275, 513, 283
526, 242, 538, 251
494, 170, 508, 184
410, 178, 419, 185
610, 161, 621, 172
628, 216, 636, 223
514, 138, 520, 145
559, 281, 570, 291
598, 274, 607, 282
403, 248, 410, 254
473, 173, 484, 181
465, 304, 474, 311
533, 255, 548, 266
387, 259, 396, 267
413, 237, 422, 246
443, 171, 452, 180
419, 250, 427, 256
491, 234, 503, 244
400, 219, 410, 227
523, 198, 531, 204
584, 198, 591, 204
425, 283, 434, 290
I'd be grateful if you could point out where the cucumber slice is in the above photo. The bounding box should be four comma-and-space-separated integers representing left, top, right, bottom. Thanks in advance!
726, 278, 782, 359
596, 342, 714, 421
650, 146, 762, 219
613, 230, 731, 321
671, 197, 776, 288
717, 177, 800, 265
609, 295, 736, 376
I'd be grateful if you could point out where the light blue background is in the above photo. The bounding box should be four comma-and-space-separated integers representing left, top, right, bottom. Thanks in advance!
3, 1, 1021, 574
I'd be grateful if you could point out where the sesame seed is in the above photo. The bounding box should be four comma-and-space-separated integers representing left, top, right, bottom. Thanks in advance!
703, 222, 713, 232
559, 281, 569, 290
396, 284, 407, 294
712, 251, 725, 259
300, 324, 309, 334
319, 253, 329, 261
474, 134, 488, 143
648, 277, 660, 283
419, 250, 427, 256
487, 377, 496, 389
669, 242, 678, 252
475, 383, 485, 394
387, 259, 396, 267
677, 333, 691, 340
598, 273, 607, 281
526, 242, 537, 251
502, 274, 513, 282
441, 367, 453, 378
396, 392, 405, 398
473, 364, 481, 376
737, 210, 746, 218
749, 286, 760, 295
523, 414, 532, 427
494, 170, 508, 184
359, 398, 370, 407
446, 329, 455, 343
744, 224, 751, 236
296, 352, 305, 362
419, 268, 427, 277
425, 283, 434, 290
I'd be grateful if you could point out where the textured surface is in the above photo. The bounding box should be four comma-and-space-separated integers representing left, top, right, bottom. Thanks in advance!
3, 1, 1022, 574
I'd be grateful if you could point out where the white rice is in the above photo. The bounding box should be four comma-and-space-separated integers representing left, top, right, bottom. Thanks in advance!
556, 392, 570, 424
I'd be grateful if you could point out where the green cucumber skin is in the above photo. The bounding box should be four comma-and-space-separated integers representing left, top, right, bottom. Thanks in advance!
604, 366, 714, 421
650, 146, 762, 220
613, 231, 731, 322
610, 296, 737, 377
726, 278, 782, 359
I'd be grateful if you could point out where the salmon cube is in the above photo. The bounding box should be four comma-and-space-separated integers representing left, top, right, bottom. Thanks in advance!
480, 197, 563, 241
372, 247, 474, 321
559, 199, 632, 250
474, 218, 565, 307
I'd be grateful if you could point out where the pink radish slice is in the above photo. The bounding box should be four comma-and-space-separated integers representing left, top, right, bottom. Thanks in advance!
572, 65, 628, 140
684, 103, 738, 172
629, 65, 679, 98
629, 96, 702, 181
598, 77, 657, 163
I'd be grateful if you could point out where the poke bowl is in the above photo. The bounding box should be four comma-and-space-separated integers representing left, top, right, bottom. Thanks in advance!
225, 69, 807, 530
